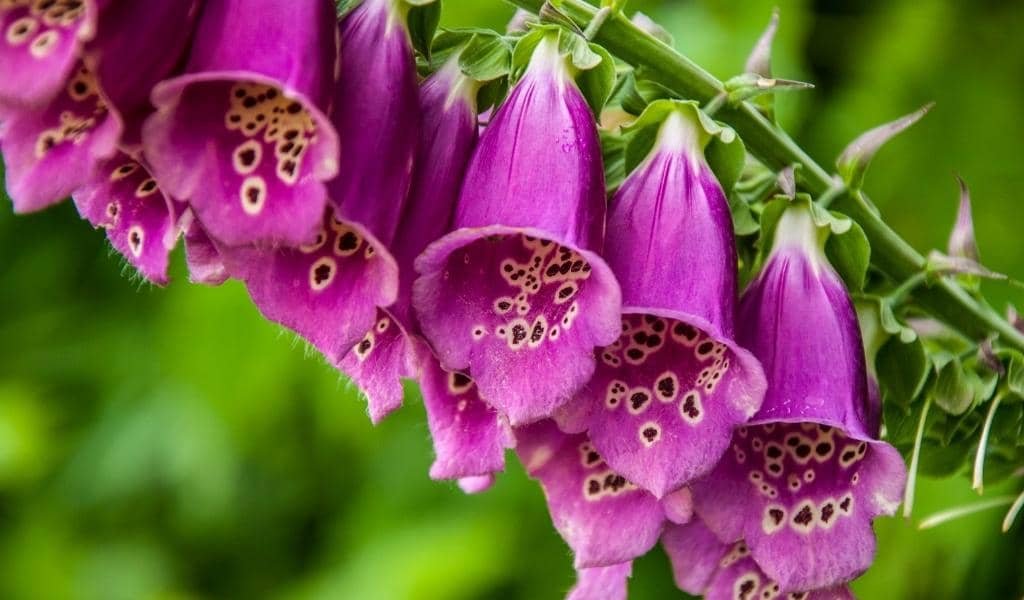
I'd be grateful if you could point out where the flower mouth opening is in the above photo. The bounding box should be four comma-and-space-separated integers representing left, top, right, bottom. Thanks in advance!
445, 232, 595, 354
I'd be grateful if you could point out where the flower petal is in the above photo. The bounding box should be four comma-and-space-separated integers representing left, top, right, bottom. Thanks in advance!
337, 308, 414, 424
415, 338, 512, 481
1, 61, 120, 212
218, 208, 399, 364
183, 218, 229, 286
515, 420, 665, 567
415, 227, 621, 425
72, 154, 177, 284
557, 313, 764, 497
567, 561, 632, 600
0, 0, 99, 107
692, 422, 905, 591
661, 519, 730, 595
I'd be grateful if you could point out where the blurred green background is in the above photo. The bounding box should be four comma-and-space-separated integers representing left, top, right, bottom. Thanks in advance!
2, 0, 1023, 598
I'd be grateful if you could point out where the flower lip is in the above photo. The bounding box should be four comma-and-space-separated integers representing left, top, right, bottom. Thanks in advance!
414, 223, 622, 425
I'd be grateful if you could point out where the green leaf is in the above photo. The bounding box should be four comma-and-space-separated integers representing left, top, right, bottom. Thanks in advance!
727, 192, 760, 237
825, 219, 870, 291
932, 358, 974, 415
558, 30, 602, 71
877, 335, 929, 405
459, 32, 511, 82
406, 1, 441, 61
575, 43, 616, 115
1000, 349, 1024, 399
622, 99, 743, 192
600, 129, 627, 192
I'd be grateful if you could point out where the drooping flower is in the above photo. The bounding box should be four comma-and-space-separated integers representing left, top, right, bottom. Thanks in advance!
72, 152, 179, 284
556, 102, 766, 498
515, 419, 667, 568
567, 562, 632, 600
335, 53, 479, 423
691, 201, 907, 592
328, 0, 419, 247
414, 32, 622, 425
211, 0, 423, 367
1, 1, 200, 212
662, 518, 855, 600
142, 0, 339, 247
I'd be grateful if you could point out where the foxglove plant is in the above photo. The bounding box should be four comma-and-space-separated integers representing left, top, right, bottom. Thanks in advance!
414, 31, 622, 425
143, 0, 340, 247
1, 0, 200, 212
556, 101, 766, 498
692, 201, 907, 592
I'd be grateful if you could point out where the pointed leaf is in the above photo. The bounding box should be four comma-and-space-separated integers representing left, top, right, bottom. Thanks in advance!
837, 103, 933, 190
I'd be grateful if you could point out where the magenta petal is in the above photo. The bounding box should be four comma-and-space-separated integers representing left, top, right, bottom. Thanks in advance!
661, 487, 694, 525
183, 218, 229, 286
515, 420, 665, 568
329, 0, 419, 247
413, 35, 621, 424
704, 547, 856, 600
0, 0, 99, 107
72, 154, 177, 284
218, 208, 399, 364
1, 62, 120, 212
691, 423, 905, 591
567, 562, 632, 600
414, 338, 512, 480
337, 308, 414, 425
143, 0, 339, 247
558, 313, 764, 497
661, 519, 730, 595
415, 228, 621, 425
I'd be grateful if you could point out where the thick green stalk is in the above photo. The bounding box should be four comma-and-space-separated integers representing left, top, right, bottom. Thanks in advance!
508, 0, 1024, 351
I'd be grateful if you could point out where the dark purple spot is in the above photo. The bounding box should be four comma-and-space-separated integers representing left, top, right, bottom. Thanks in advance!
286, 101, 302, 114
558, 286, 574, 299
633, 332, 648, 344
769, 508, 784, 525
821, 503, 835, 523
839, 497, 851, 512
242, 96, 258, 108
511, 324, 528, 346
313, 263, 332, 285
697, 341, 714, 355
673, 322, 697, 341
238, 148, 256, 167
630, 392, 650, 411
529, 321, 545, 343
766, 445, 783, 459
656, 376, 676, 398
337, 231, 358, 252
357, 339, 372, 355
682, 396, 700, 419
815, 442, 832, 456
793, 505, 814, 526
587, 479, 601, 496
626, 348, 644, 361
645, 335, 662, 348
795, 444, 812, 459
452, 372, 471, 390
642, 427, 658, 441
767, 463, 782, 474
841, 450, 856, 463
585, 450, 600, 465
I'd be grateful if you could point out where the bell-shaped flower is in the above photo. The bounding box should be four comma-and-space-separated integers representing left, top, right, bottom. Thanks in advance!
142, 0, 340, 247
328, 0, 420, 247
691, 201, 906, 592
72, 152, 180, 284
515, 419, 667, 568
2, 1, 200, 212
212, 0, 425, 365
663, 518, 855, 599
557, 102, 766, 498
414, 32, 622, 425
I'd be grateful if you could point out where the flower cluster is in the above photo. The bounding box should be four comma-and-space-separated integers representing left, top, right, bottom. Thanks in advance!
0, 2, 907, 597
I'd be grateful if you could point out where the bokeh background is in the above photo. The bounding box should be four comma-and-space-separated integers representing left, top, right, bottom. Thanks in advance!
2, 0, 1023, 598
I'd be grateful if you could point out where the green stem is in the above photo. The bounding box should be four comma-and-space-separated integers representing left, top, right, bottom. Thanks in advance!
506, 0, 1024, 352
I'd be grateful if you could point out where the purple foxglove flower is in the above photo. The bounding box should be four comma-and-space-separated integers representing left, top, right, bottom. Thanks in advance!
328, 0, 419, 246
414, 34, 622, 425
691, 203, 907, 592
1, 1, 200, 212
515, 420, 665, 567
568, 562, 632, 600
142, 0, 340, 247
556, 104, 766, 498
663, 519, 855, 600
72, 152, 179, 284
